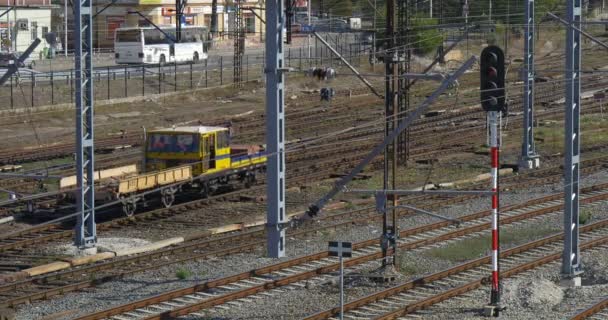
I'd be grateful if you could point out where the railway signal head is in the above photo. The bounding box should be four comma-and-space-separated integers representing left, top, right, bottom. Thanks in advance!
480, 46, 505, 112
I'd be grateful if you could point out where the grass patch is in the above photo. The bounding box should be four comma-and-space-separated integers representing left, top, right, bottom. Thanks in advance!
531, 115, 608, 154
426, 225, 557, 262
579, 210, 592, 225
175, 268, 192, 280
398, 258, 422, 276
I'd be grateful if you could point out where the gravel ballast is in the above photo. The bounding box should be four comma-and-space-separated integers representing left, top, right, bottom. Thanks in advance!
13, 170, 608, 320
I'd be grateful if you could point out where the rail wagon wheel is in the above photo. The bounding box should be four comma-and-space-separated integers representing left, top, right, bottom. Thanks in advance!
121, 197, 137, 217
244, 173, 256, 188
200, 182, 210, 199
161, 187, 176, 208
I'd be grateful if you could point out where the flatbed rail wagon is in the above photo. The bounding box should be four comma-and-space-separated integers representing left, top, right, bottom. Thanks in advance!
59, 126, 266, 216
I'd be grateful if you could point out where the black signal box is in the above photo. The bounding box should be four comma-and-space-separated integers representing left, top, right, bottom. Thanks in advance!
480, 46, 506, 112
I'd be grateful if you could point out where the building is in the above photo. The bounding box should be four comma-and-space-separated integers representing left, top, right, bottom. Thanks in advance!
56, 0, 264, 50
0, 0, 55, 56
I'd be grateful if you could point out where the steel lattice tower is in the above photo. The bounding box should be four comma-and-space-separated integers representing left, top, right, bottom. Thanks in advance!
74, 0, 96, 248
397, 0, 410, 166
234, 0, 245, 87
563, 0, 582, 278
265, 0, 286, 258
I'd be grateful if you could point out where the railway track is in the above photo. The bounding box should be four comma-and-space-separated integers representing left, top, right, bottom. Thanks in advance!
2, 164, 608, 308
304, 219, 608, 320
65, 185, 608, 320
0, 140, 607, 280
0, 94, 606, 276
571, 297, 608, 320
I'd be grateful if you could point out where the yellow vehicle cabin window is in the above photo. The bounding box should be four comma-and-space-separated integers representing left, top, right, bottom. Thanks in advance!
148, 133, 200, 153
217, 130, 230, 148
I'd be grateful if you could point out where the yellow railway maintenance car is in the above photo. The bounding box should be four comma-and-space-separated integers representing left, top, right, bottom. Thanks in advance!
62, 126, 266, 216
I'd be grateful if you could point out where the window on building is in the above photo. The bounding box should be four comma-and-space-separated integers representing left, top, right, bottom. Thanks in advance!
245, 14, 255, 33
31, 22, 38, 40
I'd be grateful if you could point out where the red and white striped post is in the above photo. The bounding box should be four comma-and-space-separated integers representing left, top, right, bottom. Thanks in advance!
489, 111, 501, 307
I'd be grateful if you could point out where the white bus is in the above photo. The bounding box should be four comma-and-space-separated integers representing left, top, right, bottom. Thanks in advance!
114, 26, 210, 65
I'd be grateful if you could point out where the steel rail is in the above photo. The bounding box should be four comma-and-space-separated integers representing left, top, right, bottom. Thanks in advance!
73, 187, 608, 320
571, 297, 608, 320
305, 218, 608, 320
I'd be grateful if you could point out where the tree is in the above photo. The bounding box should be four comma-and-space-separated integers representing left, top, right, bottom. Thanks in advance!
410, 16, 444, 55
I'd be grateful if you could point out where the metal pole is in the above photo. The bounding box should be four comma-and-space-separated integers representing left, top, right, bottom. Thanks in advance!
190, 61, 193, 89
265, 0, 287, 258
74, 0, 96, 249
339, 256, 344, 320
125, 67, 128, 97
107, 67, 110, 99
307, 0, 311, 60
220, 56, 223, 85
10, 75, 13, 109
158, 63, 161, 94
65, 0, 68, 57
489, 111, 500, 306
563, 0, 582, 280
520, 0, 539, 169
205, 58, 208, 87
489, 0, 492, 21
51, 71, 54, 105
142, 65, 145, 96
70, 70, 73, 103
31, 73, 34, 107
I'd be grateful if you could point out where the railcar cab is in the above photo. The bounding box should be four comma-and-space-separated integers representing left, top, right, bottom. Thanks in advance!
145, 126, 231, 176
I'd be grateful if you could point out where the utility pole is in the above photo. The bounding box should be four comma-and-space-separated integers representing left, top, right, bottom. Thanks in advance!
307, 0, 311, 60
265, 0, 286, 258
520, 0, 540, 169
463, 0, 468, 25
74, 0, 96, 250
234, 0, 244, 86
176, 0, 186, 42
430, 0, 432, 18
372, 0, 377, 70
562, 0, 582, 287
489, 0, 492, 21
381, 0, 400, 270
397, 0, 410, 166
211, 0, 218, 35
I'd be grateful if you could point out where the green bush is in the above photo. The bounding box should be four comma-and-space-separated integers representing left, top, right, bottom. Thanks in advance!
410, 16, 444, 55
176, 268, 191, 280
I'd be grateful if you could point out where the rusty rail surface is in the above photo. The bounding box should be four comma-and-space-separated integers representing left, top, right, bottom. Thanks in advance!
571, 297, 608, 320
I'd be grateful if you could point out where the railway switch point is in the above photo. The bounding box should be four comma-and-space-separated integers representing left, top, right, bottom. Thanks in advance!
560, 276, 582, 288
